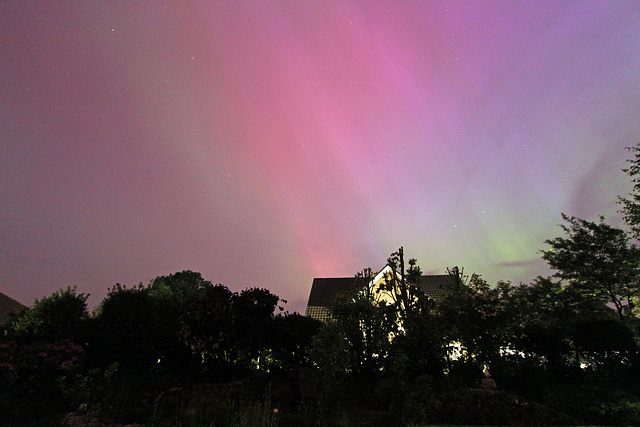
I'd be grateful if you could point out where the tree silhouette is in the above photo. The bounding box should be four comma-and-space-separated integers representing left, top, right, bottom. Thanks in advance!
542, 214, 640, 319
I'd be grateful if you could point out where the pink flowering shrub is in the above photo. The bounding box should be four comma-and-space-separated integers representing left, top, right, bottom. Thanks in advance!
0, 339, 85, 422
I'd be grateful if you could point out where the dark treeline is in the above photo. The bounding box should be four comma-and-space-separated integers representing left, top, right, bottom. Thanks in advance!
1, 271, 322, 425
2, 145, 640, 426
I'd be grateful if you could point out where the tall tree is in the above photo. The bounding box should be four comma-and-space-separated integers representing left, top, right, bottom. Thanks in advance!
178, 283, 234, 367
542, 214, 640, 320
439, 270, 518, 367
92, 284, 160, 371
619, 143, 640, 239
230, 287, 281, 367
333, 268, 396, 374
147, 271, 211, 372
148, 270, 209, 307
270, 313, 322, 372
331, 252, 444, 377
381, 247, 429, 324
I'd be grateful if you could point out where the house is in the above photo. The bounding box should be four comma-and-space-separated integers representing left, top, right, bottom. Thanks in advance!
305, 265, 456, 322
0, 292, 27, 327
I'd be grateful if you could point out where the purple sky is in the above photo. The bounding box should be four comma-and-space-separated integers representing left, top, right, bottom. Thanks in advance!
2, 1, 639, 313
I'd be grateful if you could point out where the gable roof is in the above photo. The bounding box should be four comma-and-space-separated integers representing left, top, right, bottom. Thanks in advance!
305, 271, 456, 319
306, 277, 360, 308
418, 275, 456, 303
0, 292, 27, 326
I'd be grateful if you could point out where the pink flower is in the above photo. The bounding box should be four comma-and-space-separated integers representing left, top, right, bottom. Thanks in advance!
63, 355, 79, 366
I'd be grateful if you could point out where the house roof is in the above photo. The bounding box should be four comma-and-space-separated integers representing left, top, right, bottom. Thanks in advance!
418, 275, 457, 302
306, 277, 360, 308
306, 273, 455, 311
0, 292, 27, 326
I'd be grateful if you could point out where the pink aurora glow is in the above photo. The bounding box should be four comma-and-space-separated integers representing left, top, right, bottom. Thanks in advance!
1, 1, 639, 312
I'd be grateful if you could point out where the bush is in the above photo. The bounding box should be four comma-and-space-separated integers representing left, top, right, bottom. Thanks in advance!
6, 287, 90, 343
432, 388, 571, 426
545, 382, 640, 426
0, 339, 86, 423
150, 380, 279, 427
491, 356, 547, 399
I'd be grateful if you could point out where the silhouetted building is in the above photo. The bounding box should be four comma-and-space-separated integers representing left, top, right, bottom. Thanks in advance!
305, 265, 455, 322
0, 292, 27, 326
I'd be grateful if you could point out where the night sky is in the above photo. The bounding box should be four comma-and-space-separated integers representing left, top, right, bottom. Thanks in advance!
2, 1, 639, 313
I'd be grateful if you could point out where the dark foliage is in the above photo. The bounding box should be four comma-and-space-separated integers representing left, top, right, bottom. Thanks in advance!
6, 286, 90, 344
91, 283, 161, 371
